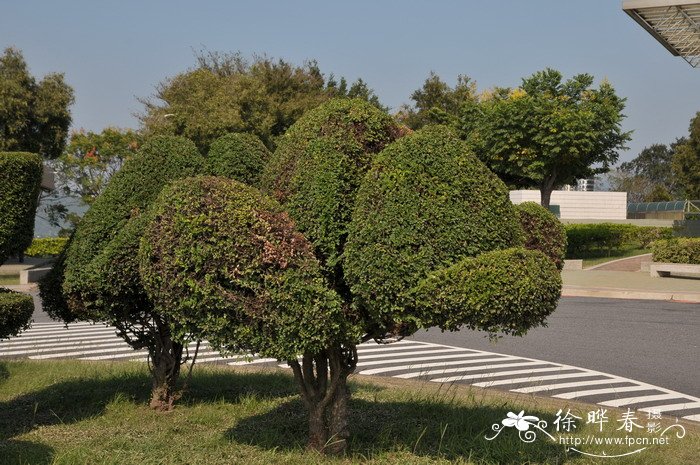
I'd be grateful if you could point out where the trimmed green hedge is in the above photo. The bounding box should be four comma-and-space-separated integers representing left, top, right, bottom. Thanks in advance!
411, 248, 561, 336
0, 288, 33, 338
651, 238, 700, 264
515, 202, 566, 270
565, 223, 673, 257
24, 237, 69, 257
207, 133, 270, 186
0, 152, 43, 263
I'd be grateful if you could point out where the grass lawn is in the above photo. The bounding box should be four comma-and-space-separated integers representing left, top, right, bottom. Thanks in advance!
570, 246, 651, 268
0, 360, 697, 464
0, 274, 20, 285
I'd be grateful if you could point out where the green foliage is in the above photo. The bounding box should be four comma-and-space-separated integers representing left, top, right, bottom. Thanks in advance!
0, 47, 74, 159
672, 112, 700, 200
515, 202, 567, 270
411, 248, 561, 336
207, 133, 270, 186
344, 126, 525, 333
262, 98, 399, 281
48, 135, 203, 322
24, 237, 68, 257
140, 51, 385, 151
0, 288, 33, 339
398, 73, 477, 129
652, 238, 700, 265
0, 151, 43, 263
139, 176, 351, 360
564, 223, 673, 257
464, 68, 630, 206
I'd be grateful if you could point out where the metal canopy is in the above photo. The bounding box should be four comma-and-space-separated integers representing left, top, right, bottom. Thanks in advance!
623, 0, 700, 67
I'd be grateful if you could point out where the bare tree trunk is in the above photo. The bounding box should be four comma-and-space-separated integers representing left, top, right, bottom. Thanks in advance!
540, 172, 558, 209
149, 317, 184, 411
289, 344, 357, 455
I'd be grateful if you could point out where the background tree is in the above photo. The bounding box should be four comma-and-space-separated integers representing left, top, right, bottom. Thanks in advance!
0, 152, 43, 263
139, 50, 384, 152
0, 47, 74, 159
397, 72, 477, 129
40, 127, 143, 234
672, 112, 700, 199
465, 68, 631, 208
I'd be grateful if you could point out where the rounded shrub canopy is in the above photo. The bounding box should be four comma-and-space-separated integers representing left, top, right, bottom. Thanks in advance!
207, 132, 270, 186
514, 201, 567, 270
344, 125, 525, 334
0, 288, 34, 339
261, 98, 399, 281
0, 152, 42, 263
139, 176, 351, 360
411, 248, 561, 336
55, 135, 204, 321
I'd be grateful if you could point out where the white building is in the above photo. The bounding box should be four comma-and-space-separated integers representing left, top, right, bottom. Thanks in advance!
510, 190, 628, 220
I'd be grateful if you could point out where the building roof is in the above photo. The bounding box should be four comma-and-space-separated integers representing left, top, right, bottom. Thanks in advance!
623, 0, 700, 67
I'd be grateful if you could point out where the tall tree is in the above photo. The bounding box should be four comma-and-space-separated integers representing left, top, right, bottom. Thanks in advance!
673, 112, 700, 199
0, 47, 74, 159
397, 72, 477, 129
139, 51, 384, 151
465, 69, 631, 208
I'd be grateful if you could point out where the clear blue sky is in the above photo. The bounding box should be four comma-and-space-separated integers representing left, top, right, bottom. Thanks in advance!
2, 0, 698, 163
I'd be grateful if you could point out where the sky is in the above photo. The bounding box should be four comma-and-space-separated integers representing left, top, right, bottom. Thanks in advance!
1, 0, 698, 163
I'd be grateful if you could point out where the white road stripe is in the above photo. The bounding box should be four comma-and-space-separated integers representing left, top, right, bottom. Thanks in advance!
31, 346, 143, 359
683, 414, 700, 421
357, 348, 468, 360
358, 355, 518, 375
510, 378, 630, 393
228, 358, 278, 366
470, 372, 606, 388
357, 352, 499, 367
553, 385, 658, 399
395, 361, 552, 379
0, 335, 124, 349
639, 402, 700, 413
8, 328, 118, 341
599, 393, 689, 408
430, 367, 580, 384
0, 340, 134, 356
81, 352, 148, 361
356, 343, 438, 354
15, 326, 114, 335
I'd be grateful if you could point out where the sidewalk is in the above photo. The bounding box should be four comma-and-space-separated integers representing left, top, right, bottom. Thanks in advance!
562, 269, 700, 303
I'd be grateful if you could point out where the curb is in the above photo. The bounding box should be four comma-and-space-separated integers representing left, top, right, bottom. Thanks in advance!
562, 285, 700, 303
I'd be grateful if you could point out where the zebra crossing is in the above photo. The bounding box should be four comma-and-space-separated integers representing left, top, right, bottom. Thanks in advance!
2, 321, 699, 423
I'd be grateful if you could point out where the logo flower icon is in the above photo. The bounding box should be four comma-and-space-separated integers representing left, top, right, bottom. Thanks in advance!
502, 411, 540, 431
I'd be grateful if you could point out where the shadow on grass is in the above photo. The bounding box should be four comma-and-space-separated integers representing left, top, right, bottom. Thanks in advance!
227, 384, 568, 464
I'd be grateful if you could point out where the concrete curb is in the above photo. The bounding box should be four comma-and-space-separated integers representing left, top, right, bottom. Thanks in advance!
562, 285, 700, 303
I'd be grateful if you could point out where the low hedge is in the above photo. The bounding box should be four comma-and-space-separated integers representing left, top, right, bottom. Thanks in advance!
24, 237, 69, 257
565, 223, 673, 257
0, 288, 33, 338
651, 238, 700, 264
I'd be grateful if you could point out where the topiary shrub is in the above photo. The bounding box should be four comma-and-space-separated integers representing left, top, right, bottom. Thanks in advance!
652, 238, 700, 264
139, 176, 349, 360
0, 152, 43, 263
24, 237, 69, 257
0, 288, 33, 339
40, 135, 205, 410
261, 98, 401, 284
207, 133, 270, 186
514, 201, 567, 270
344, 125, 525, 333
412, 248, 561, 335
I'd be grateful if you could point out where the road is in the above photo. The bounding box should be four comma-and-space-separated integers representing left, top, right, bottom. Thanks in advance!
410, 296, 700, 397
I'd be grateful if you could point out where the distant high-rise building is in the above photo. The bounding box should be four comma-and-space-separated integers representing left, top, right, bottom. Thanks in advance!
577, 178, 595, 192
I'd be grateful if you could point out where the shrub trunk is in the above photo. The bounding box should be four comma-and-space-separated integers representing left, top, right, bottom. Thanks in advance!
148, 317, 184, 411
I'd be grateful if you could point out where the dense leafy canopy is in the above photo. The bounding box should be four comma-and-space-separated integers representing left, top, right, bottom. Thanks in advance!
0, 47, 74, 159
344, 125, 526, 335
207, 132, 270, 186
672, 112, 700, 200
463, 69, 630, 207
514, 202, 567, 270
262, 98, 400, 282
0, 151, 42, 263
139, 176, 350, 360
139, 51, 384, 151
